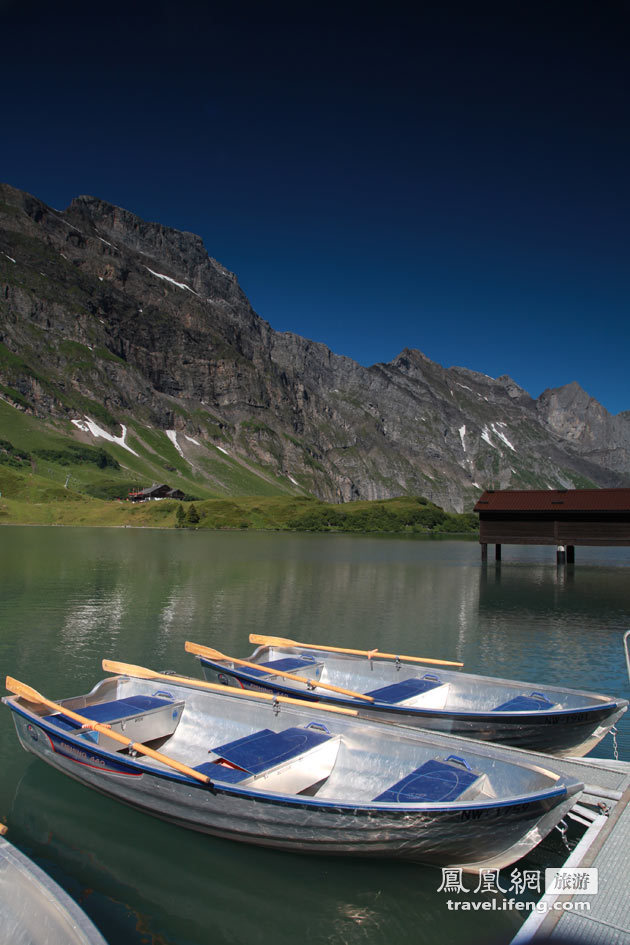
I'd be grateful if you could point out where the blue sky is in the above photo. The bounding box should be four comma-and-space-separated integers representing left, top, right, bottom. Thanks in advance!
2, 1, 629, 413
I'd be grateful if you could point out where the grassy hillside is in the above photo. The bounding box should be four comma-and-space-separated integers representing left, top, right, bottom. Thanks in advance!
0, 398, 300, 501
0, 400, 478, 534
0, 469, 478, 536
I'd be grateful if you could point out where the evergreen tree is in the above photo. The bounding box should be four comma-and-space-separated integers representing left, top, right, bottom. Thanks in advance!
186, 503, 200, 525
175, 504, 186, 528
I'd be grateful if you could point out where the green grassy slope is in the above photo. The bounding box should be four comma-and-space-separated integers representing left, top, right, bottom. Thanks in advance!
0, 465, 478, 535
0, 399, 300, 501
0, 401, 478, 534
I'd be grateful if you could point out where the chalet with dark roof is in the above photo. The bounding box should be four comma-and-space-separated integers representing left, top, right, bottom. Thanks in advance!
127, 484, 185, 502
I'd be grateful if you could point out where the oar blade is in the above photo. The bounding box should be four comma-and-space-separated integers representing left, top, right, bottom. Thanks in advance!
184, 641, 223, 659
5, 676, 42, 703
249, 634, 297, 647
102, 659, 161, 679
7, 671, 211, 786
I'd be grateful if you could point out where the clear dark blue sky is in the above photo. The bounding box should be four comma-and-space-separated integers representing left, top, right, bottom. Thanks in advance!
2, 1, 629, 413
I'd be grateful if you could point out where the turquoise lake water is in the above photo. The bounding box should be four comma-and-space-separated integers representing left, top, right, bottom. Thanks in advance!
0, 527, 628, 945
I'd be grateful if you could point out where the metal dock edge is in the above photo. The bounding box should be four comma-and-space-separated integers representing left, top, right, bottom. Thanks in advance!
509, 755, 630, 944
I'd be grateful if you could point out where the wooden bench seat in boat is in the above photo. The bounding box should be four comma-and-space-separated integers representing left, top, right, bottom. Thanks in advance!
373, 756, 483, 804
43, 695, 185, 749
365, 674, 450, 709
492, 692, 557, 713
196, 725, 341, 793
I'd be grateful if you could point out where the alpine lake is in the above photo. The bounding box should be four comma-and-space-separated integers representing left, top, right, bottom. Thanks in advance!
0, 525, 628, 945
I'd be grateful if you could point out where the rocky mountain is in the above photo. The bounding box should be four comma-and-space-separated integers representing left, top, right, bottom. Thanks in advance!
536, 382, 630, 475
1, 182, 628, 512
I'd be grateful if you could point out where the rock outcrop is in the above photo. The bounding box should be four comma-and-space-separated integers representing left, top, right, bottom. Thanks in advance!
1, 182, 627, 511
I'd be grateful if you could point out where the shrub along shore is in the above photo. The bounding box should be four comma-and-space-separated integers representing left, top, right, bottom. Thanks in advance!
0, 415, 478, 535
0, 470, 478, 536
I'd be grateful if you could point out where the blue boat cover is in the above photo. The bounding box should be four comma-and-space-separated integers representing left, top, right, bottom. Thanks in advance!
194, 762, 251, 783
492, 693, 557, 713
212, 726, 331, 774
43, 714, 82, 732
374, 759, 479, 804
240, 657, 319, 679
365, 676, 442, 704
44, 695, 173, 729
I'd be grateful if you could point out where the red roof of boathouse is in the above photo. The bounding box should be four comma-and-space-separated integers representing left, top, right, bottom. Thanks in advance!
474, 488, 630, 514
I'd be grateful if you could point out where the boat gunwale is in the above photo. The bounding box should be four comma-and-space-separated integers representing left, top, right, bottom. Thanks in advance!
198, 656, 625, 720
4, 696, 581, 816
249, 645, 627, 702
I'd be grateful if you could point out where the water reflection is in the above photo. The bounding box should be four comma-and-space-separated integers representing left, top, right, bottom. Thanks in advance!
0, 528, 629, 945
61, 592, 127, 650
10, 764, 518, 945
477, 562, 630, 684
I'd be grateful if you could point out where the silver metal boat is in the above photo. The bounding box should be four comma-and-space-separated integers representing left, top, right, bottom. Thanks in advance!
4, 670, 583, 870
195, 642, 627, 757
0, 833, 107, 945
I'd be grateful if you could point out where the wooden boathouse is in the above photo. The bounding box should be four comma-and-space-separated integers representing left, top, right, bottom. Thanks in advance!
474, 488, 630, 563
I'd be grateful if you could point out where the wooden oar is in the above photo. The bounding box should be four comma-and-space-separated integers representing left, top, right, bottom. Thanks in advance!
185, 642, 375, 703
4, 676, 211, 786
248, 634, 464, 668
101, 660, 359, 717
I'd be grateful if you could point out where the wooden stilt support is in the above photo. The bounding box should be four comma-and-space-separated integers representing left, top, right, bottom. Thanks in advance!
567, 545, 575, 564
495, 544, 501, 561
557, 545, 566, 565
481, 543, 488, 562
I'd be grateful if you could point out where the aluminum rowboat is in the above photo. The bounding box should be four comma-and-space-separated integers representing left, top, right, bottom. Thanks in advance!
4, 672, 582, 870
0, 833, 107, 945
196, 644, 627, 757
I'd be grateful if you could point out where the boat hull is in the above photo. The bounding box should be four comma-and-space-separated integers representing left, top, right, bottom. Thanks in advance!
7, 690, 581, 871
200, 656, 627, 757
0, 834, 107, 945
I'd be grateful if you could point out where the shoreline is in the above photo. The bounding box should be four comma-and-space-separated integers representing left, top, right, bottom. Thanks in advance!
0, 520, 479, 538
0, 493, 479, 537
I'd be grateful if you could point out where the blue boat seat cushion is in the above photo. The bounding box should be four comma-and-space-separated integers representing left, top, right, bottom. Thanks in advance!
374, 758, 480, 804
493, 693, 557, 713
44, 695, 173, 730
365, 676, 442, 704
237, 657, 320, 679
43, 714, 84, 733
194, 761, 251, 783
211, 726, 331, 775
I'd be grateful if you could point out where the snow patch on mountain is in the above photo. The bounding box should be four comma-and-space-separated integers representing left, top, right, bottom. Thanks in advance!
71, 417, 138, 455
145, 267, 199, 296
491, 422, 516, 452
166, 430, 184, 456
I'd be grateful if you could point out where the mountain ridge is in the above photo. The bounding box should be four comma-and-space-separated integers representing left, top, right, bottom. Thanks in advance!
1, 182, 628, 512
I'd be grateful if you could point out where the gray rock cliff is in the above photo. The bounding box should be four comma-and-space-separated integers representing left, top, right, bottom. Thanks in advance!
1, 183, 627, 511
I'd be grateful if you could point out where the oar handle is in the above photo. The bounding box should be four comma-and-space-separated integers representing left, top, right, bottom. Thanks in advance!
5, 676, 211, 786
185, 642, 375, 703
